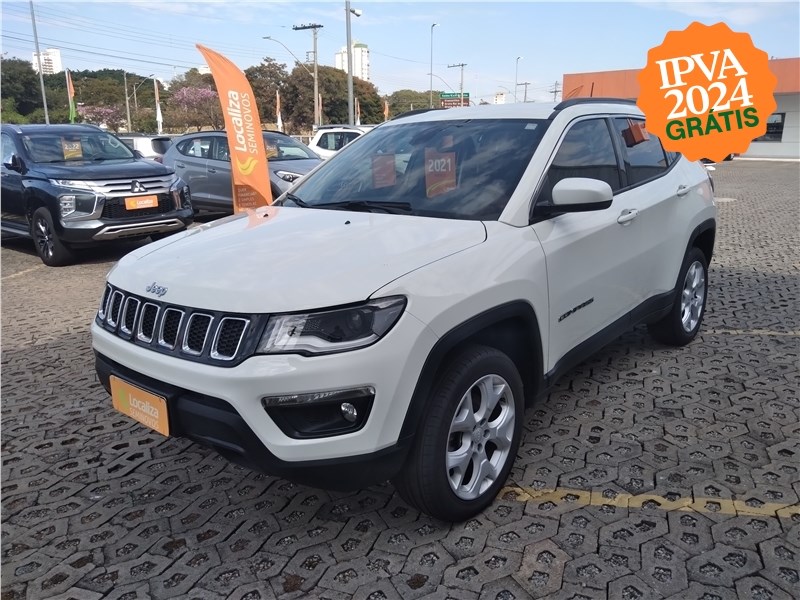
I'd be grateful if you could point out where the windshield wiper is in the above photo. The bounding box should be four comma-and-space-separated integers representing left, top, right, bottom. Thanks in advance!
312, 200, 413, 215
281, 192, 310, 207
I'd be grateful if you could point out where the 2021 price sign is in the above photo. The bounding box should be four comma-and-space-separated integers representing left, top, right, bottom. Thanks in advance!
637, 22, 776, 163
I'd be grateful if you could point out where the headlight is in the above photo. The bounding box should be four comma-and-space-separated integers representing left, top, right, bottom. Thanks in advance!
256, 296, 406, 355
275, 170, 303, 183
50, 179, 93, 191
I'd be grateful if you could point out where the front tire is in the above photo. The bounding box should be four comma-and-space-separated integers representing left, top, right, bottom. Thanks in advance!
31, 207, 74, 267
393, 344, 524, 521
648, 247, 708, 346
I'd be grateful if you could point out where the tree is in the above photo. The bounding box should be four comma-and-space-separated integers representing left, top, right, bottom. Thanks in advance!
387, 89, 441, 117
1, 57, 42, 115
245, 57, 289, 124
166, 86, 221, 131
79, 105, 126, 131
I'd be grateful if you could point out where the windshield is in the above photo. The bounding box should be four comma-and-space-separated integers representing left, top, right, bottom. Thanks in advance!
263, 132, 319, 160
287, 118, 548, 220
21, 131, 135, 163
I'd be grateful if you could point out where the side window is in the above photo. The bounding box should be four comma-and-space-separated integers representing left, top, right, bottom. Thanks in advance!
211, 137, 230, 162
343, 132, 361, 145
613, 118, 668, 186
538, 118, 620, 205
2, 133, 17, 164
176, 137, 212, 158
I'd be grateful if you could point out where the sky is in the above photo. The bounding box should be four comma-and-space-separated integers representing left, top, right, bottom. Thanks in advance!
2, 0, 798, 104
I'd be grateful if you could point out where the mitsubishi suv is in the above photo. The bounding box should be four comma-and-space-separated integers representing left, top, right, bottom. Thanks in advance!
1, 124, 193, 266
91, 99, 716, 521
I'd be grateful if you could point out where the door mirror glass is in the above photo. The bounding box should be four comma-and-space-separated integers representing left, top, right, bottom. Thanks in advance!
3, 154, 23, 172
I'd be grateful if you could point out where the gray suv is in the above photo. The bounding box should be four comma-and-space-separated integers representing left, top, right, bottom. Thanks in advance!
162, 130, 322, 214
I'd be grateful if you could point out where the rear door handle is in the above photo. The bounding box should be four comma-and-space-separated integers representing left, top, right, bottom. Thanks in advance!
617, 208, 639, 225
676, 184, 690, 197
208, 168, 217, 174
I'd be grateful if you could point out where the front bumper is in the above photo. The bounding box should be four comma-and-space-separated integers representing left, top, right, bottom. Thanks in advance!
59, 207, 194, 243
91, 310, 436, 466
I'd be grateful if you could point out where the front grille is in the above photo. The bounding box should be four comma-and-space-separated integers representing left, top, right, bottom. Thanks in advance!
101, 196, 173, 220
87, 174, 175, 196
96, 284, 261, 366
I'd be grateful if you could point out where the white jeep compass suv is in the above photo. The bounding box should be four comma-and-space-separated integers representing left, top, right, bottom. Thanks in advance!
92, 99, 716, 521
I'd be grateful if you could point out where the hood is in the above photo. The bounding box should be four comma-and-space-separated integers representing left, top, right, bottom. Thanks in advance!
110, 206, 486, 313
28, 158, 172, 180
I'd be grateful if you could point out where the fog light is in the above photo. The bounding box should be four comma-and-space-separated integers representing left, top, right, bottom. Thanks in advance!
340, 402, 357, 422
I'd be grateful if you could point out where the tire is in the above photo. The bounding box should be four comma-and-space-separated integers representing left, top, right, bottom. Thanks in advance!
648, 247, 708, 346
392, 344, 524, 521
31, 207, 74, 267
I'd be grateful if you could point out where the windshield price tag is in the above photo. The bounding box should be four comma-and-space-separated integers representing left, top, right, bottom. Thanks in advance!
424, 149, 457, 198
637, 21, 776, 163
61, 139, 83, 160
372, 154, 397, 189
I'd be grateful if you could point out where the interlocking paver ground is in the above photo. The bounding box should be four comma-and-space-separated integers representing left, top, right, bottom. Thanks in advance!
2, 160, 798, 598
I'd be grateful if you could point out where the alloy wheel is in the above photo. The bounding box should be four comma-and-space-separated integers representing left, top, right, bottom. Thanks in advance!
446, 374, 515, 500
680, 260, 706, 332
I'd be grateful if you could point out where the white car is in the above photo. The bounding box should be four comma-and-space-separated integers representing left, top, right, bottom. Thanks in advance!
308, 124, 365, 159
92, 99, 716, 521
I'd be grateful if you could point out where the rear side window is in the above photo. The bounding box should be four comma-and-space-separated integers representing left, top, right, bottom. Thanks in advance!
613, 118, 668, 186
537, 118, 621, 205
151, 138, 172, 155
176, 137, 212, 158
317, 131, 360, 151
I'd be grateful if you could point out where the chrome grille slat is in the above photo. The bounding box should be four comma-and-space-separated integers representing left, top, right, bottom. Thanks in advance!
87, 175, 174, 197
107, 291, 124, 328
159, 308, 184, 349
137, 303, 160, 343
211, 317, 249, 361
182, 313, 213, 356
120, 297, 141, 335
98, 284, 112, 320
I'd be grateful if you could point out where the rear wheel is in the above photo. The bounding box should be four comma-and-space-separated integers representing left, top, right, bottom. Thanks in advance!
648, 247, 708, 345
31, 207, 74, 267
393, 344, 524, 521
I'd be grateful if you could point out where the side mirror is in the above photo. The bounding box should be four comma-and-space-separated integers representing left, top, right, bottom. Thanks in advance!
133, 150, 145, 159
704, 165, 716, 172
3, 154, 23, 172
537, 177, 613, 216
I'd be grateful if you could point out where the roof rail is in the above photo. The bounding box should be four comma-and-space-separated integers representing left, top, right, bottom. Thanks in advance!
315, 124, 362, 131
552, 97, 638, 111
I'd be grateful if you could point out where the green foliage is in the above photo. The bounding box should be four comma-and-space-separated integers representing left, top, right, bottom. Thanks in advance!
1, 97, 27, 123
387, 89, 441, 117
1, 57, 42, 114
245, 57, 289, 123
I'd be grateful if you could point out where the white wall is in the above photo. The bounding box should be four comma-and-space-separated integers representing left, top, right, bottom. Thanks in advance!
744, 93, 799, 158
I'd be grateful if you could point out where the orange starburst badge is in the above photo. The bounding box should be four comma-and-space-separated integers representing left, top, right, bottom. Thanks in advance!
637, 22, 777, 163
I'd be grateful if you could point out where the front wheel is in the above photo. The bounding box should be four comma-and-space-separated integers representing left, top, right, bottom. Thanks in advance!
31, 207, 74, 267
648, 247, 708, 346
392, 344, 524, 521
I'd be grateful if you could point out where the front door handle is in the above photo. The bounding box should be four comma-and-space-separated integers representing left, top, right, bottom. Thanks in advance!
676, 184, 690, 197
208, 168, 217, 174
617, 208, 639, 225
175, 162, 185, 169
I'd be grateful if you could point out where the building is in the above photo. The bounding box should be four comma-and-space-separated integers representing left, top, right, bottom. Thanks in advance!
31, 48, 63, 75
334, 42, 370, 82
562, 57, 799, 159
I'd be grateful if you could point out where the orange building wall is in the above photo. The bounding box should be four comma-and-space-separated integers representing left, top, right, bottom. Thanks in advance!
562, 58, 799, 100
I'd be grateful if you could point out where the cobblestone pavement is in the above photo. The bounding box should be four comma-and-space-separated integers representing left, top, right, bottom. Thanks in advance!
2, 161, 798, 600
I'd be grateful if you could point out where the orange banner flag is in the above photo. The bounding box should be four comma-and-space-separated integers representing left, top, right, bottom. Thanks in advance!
196, 44, 272, 211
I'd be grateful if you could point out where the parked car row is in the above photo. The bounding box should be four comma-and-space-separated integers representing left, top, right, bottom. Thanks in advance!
0, 124, 324, 265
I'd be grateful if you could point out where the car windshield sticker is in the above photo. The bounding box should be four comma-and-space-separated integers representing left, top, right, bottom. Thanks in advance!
61, 139, 83, 160
621, 120, 651, 147
372, 154, 396, 189
265, 143, 278, 158
424, 148, 457, 198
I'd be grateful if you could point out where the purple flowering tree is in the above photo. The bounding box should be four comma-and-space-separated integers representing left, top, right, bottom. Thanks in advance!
78, 105, 126, 132
167, 86, 222, 131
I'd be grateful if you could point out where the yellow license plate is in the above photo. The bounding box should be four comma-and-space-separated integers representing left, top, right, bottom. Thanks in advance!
125, 195, 158, 210
110, 375, 170, 436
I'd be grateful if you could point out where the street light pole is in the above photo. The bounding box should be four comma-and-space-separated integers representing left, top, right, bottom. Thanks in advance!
29, 0, 49, 124
514, 56, 522, 103
345, 3, 363, 126
429, 23, 438, 108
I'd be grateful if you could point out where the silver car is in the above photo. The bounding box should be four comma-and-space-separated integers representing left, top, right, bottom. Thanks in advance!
162, 130, 322, 214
